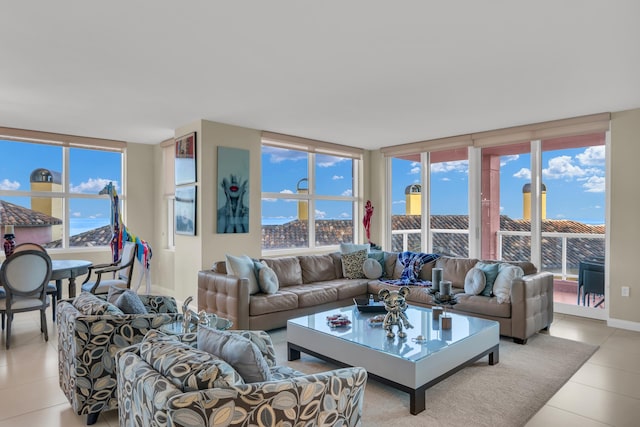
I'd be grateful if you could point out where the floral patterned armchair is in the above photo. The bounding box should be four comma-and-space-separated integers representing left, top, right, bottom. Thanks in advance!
57, 294, 181, 425
115, 329, 368, 427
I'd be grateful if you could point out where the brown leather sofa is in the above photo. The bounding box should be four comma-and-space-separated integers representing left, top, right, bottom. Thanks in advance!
198, 253, 554, 344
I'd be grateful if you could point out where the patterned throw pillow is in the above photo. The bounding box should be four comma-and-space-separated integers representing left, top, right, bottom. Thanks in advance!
140, 330, 244, 392
197, 326, 272, 383
72, 291, 124, 315
341, 249, 368, 279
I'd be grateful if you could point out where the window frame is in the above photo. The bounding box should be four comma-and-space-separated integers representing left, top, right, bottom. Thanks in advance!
0, 129, 125, 252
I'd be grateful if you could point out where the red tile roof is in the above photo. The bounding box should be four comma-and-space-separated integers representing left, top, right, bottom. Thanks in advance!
0, 200, 62, 226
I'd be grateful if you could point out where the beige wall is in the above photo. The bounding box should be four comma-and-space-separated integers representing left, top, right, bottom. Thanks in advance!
609, 108, 640, 324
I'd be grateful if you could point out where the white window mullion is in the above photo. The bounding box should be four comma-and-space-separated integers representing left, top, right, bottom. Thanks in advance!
63, 146, 70, 249
421, 152, 430, 253
468, 146, 482, 259
308, 153, 316, 249
530, 140, 542, 270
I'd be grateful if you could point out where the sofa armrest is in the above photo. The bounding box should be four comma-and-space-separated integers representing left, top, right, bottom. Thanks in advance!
510, 272, 554, 342
165, 367, 368, 427
116, 350, 182, 427
198, 270, 251, 330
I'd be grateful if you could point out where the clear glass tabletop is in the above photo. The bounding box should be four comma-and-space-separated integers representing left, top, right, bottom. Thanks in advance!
159, 315, 233, 335
288, 305, 498, 362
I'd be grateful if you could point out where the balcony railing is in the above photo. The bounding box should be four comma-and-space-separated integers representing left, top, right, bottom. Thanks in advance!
391, 228, 605, 280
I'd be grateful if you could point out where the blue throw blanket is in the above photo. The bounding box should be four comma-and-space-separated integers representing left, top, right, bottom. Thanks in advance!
381, 252, 440, 286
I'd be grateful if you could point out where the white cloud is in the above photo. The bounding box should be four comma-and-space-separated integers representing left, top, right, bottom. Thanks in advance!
513, 168, 531, 179
88, 213, 104, 219
555, 213, 567, 219
72, 211, 82, 217
441, 177, 450, 182
315, 209, 326, 219
280, 189, 294, 194
583, 176, 605, 193
576, 146, 605, 166
0, 179, 20, 190
332, 175, 343, 180
543, 155, 587, 179
317, 155, 348, 168
70, 178, 117, 194
430, 160, 468, 174
262, 197, 277, 202
263, 146, 306, 163
409, 166, 421, 175
393, 200, 406, 205
499, 206, 504, 212
339, 212, 350, 218
500, 155, 519, 166
594, 205, 602, 209
341, 189, 353, 197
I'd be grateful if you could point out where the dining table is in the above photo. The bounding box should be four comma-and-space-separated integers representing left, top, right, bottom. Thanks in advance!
51, 259, 93, 299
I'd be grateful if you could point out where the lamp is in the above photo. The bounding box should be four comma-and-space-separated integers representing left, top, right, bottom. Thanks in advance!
3, 224, 16, 256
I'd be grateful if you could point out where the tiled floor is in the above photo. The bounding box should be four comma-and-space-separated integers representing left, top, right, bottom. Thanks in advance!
0, 310, 638, 426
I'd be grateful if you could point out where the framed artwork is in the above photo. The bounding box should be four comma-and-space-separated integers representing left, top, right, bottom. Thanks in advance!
217, 146, 249, 233
175, 132, 196, 185
175, 185, 196, 235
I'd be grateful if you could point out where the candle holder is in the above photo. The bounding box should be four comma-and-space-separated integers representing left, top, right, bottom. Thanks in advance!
3, 233, 16, 257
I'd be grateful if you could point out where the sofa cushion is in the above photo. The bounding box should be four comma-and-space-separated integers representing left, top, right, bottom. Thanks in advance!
140, 330, 244, 392
330, 279, 369, 300
299, 254, 337, 283
475, 261, 500, 297
383, 252, 399, 279
249, 291, 299, 316
435, 257, 479, 288
341, 249, 368, 279
330, 252, 344, 279
73, 291, 124, 315
197, 326, 272, 383
418, 259, 437, 281
454, 294, 511, 318
262, 257, 303, 287
464, 268, 486, 295
493, 264, 524, 303
285, 284, 339, 308
226, 254, 260, 294
115, 290, 148, 314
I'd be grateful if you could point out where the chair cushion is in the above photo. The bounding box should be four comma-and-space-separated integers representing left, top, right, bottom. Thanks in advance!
0, 295, 50, 310
197, 326, 272, 383
140, 330, 244, 392
115, 290, 148, 314
72, 291, 124, 315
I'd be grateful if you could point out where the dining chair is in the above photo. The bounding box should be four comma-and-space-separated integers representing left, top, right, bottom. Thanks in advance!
0, 249, 52, 349
81, 241, 138, 294
12, 242, 59, 320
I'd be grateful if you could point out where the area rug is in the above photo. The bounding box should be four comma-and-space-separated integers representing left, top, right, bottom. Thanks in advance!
268, 329, 598, 427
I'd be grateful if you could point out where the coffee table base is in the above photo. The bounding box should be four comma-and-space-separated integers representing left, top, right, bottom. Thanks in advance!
288, 342, 499, 415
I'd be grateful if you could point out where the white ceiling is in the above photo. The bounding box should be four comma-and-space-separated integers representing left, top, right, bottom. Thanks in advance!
2, 1, 639, 150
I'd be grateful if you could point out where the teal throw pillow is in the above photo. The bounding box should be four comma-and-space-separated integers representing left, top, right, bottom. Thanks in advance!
475, 262, 500, 297
367, 251, 385, 277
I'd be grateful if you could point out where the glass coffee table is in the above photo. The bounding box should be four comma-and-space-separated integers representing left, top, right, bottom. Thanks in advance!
159, 315, 233, 335
287, 305, 499, 415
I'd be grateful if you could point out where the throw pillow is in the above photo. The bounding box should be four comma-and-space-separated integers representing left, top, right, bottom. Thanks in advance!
197, 326, 272, 383
368, 251, 385, 276
115, 289, 148, 314
464, 268, 486, 295
225, 254, 260, 295
72, 291, 124, 316
363, 258, 383, 279
258, 265, 279, 294
339, 243, 370, 254
493, 263, 524, 303
341, 249, 368, 279
141, 330, 244, 392
475, 262, 500, 297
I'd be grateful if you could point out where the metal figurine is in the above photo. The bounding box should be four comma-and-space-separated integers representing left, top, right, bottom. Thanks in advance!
378, 286, 413, 339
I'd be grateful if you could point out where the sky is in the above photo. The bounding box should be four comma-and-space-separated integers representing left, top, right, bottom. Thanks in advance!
0, 139, 121, 234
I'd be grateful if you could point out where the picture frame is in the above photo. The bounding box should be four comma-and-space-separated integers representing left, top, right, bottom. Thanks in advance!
216, 146, 250, 233
175, 132, 196, 185
175, 185, 196, 235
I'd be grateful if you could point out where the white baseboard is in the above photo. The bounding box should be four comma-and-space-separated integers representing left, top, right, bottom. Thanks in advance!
607, 317, 640, 332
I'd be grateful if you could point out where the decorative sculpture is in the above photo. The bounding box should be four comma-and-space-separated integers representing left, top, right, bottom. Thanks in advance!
378, 286, 413, 339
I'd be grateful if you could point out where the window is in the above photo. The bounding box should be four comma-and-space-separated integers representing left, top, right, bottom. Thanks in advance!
0, 133, 124, 251
261, 133, 362, 252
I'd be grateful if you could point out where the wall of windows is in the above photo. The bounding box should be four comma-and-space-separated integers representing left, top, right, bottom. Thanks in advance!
0, 134, 123, 251
261, 133, 362, 252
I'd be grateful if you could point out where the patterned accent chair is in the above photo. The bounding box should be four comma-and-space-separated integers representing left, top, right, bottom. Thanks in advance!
57, 294, 181, 425
115, 330, 368, 427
